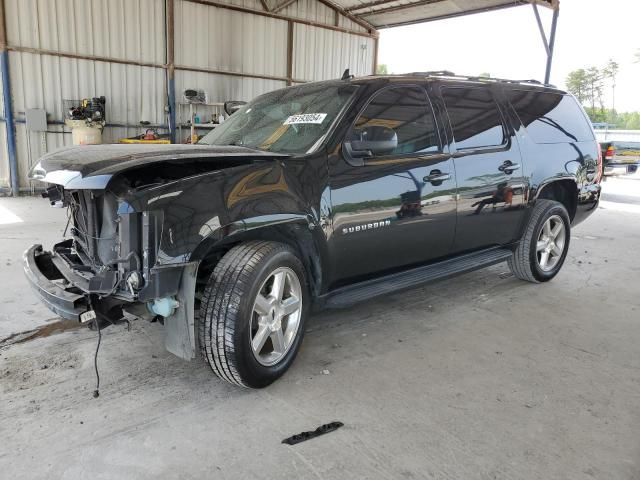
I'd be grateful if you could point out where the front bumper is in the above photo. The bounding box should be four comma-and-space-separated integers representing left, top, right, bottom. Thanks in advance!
23, 244, 89, 321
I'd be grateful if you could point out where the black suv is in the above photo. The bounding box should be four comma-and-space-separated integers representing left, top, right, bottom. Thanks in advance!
25, 73, 601, 388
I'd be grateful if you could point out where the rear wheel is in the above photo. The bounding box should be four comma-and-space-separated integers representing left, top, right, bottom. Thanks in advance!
198, 241, 308, 388
508, 199, 571, 283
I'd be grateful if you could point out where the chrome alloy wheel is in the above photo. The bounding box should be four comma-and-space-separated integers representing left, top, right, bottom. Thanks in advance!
536, 215, 566, 272
250, 267, 302, 366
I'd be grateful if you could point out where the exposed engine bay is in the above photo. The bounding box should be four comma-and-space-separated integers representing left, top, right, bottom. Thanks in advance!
42, 184, 143, 301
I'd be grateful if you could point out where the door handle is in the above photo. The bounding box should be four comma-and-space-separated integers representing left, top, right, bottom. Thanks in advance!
498, 160, 521, 173
424, 170, 451, 183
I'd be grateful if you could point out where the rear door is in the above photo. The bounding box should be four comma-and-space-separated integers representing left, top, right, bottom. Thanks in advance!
327, 84, 457, 285
440, 85, 527, 252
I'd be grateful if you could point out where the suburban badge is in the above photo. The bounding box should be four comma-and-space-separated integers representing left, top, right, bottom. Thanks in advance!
342, 219, 391, 235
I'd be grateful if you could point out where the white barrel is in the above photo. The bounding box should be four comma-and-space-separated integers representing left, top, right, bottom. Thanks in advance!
72, 125, 103, 145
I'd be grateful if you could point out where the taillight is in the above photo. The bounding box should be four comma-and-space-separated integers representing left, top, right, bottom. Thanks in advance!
605, 145, 615, 160
596, 144, 603, 183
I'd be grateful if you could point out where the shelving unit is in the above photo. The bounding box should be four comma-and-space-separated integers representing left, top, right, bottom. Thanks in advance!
177, 102, 225, 143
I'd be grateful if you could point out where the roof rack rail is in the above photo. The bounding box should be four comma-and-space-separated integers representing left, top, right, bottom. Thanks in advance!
408, 71, 555, 88
409, 70, 457, 77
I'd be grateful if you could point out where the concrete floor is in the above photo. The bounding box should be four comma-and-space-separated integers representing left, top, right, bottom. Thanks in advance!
1, 178, 639, 480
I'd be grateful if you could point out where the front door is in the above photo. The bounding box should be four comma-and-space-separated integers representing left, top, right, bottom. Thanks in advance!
439, 85, 527, 252
327, 84, 457, 286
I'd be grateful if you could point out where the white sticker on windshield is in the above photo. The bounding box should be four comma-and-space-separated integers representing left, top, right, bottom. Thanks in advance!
283, 113, 327, 125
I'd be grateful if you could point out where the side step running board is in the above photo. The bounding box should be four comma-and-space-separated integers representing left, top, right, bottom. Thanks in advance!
322, 247, 513, 309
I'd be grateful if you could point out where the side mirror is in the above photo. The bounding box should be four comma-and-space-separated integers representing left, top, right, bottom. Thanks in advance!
346, 125, 398, 160
224, 101, 246, 116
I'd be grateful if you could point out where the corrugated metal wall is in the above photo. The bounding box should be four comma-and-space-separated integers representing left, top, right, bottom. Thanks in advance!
0, 0, 377, 192
293, 25, 374, 81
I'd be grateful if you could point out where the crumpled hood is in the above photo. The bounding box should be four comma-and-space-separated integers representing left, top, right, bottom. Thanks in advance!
30, 144, 287, 189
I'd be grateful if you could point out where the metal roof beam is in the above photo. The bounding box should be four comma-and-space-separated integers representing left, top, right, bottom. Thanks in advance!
315, 0, 378, 33
271, 0, 299, 13
373, 2, 527, 28
355, 0, 446, 17
259, 0, 271, 11
346, 0, 445, 14
369, 0, 557, 29
183, 0, 377, 37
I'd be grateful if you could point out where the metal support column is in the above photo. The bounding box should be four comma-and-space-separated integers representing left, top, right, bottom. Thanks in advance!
166, 0, 177, 143
372, 36, 379, 74
544, 6, 559, 85
532, 1, 560, 85
286, 21, 293, 86
0, 0, 18, 196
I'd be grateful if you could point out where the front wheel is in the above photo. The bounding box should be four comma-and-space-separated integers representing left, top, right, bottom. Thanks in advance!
508, 199, 571, 283
198, 241, 308, 388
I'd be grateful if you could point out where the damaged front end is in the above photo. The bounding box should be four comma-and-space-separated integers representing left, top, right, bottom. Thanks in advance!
23, 143, 288, 362
23, 184, 198, 360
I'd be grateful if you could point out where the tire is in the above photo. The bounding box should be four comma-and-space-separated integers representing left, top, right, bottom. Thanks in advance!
508, 199, 571, 283
198, 241, 308, 388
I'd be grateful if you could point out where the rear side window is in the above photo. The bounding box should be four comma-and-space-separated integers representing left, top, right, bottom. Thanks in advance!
507, 90, 594, 144
442, 87, 506, 150
352, 85, 440, 156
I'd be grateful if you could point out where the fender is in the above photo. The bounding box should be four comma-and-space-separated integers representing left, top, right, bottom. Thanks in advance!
190, 212, 329, 298
517, 137, 599, 236
164, 214, 327, 361
532, 174, 578, 205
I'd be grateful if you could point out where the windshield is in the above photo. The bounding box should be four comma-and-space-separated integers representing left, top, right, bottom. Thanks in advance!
198, 83, 358, 154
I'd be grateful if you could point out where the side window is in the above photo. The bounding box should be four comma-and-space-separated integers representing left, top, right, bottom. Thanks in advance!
350, 86, 439, 156
507, 90, 595, 144
442, 87, 506, 150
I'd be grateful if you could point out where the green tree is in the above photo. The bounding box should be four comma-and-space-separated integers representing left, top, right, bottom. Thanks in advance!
626, 112, 640, 130
604, 58, 620, 118
584, 107, 607, 123
588, 110, 640, 129
376, 64, 388, 75
603, 59, 619, 116
585, 67, 604, 111
566, 69, 589, 104
604, 59, 619, 81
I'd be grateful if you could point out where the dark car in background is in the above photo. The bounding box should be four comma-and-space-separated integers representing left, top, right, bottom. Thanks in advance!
600, 141, 640, 176
24, 73, 601, 388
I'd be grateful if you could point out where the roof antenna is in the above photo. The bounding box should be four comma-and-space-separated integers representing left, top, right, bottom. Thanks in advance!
341, 68, 353, 80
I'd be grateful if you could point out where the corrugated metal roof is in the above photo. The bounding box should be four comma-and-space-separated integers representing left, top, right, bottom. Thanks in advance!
338, 0, 556, 29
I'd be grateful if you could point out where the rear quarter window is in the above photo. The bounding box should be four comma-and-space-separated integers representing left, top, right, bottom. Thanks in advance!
507, 90, 594, 144
442, 87, 506, 150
